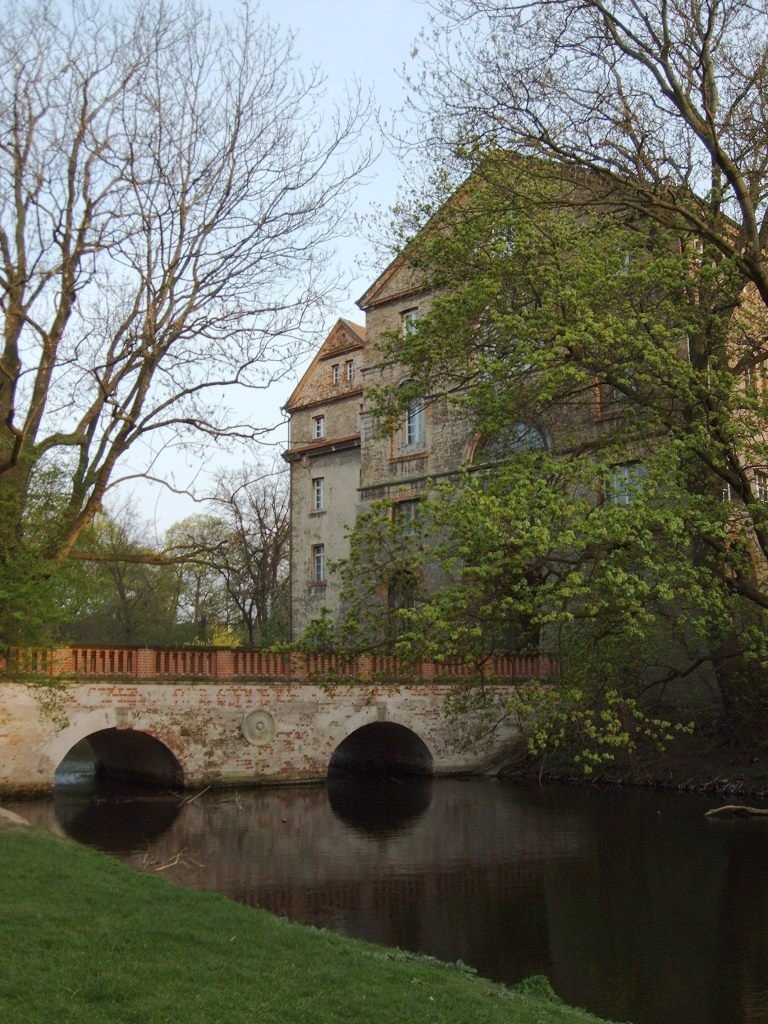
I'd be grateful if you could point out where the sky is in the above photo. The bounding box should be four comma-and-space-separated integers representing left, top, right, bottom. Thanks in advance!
128, 0, 433, 535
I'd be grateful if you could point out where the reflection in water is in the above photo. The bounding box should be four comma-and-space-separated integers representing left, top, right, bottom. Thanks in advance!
5, 779, 768, 1024
54, 786, 181, 854
53, 738, 181, 852
327, 777, 432, 834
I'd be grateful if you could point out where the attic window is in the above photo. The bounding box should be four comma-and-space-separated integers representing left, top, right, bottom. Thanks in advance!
332, 364, 340, 384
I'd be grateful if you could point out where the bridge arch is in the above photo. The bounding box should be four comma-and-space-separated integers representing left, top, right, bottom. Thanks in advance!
328, 721, 434, 778
50, 717, 184, 789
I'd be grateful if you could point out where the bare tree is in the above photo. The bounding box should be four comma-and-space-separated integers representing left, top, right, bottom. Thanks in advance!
410, 1, 768, 308
167, 463, 290, 646
0, 0, 370, 570
208, 463, 290, 646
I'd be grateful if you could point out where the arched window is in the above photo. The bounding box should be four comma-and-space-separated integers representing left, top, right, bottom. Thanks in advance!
405, 395, 425, 446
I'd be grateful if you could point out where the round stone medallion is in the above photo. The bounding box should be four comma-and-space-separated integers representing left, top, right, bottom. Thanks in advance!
241, 709, 275, 745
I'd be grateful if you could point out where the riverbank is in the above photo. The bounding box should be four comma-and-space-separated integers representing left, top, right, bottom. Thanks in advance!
505, 730, 768, 798
0, 824, 617, 1024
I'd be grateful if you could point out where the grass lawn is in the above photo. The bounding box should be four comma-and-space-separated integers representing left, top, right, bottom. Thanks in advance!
0, 827, 622, 1024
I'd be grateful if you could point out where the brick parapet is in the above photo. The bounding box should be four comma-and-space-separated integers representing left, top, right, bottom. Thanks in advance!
2, 644, 556, 685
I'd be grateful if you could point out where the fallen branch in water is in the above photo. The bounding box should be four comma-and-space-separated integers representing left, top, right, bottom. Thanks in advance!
705, 804, 768, 818
142, 847, 204, 872
179, 786, 210, 806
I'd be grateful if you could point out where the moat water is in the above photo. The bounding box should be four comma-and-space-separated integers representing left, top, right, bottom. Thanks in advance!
6, 772, 768, 1024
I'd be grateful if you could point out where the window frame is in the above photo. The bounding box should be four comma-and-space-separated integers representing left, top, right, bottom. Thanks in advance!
312, 476, 325, 512
312, 414, 326, 439
401, 308, 419, 337
394, 498, 420, 535
605, 462, 648, 507
311, 544, 326, 584
405, 394, 425, 448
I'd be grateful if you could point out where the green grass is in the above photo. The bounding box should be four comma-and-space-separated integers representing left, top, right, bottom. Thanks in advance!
0, 828, 621, 1024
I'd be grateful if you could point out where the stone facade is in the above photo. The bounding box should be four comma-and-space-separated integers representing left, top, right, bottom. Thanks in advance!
283, 319, 366, 639
0, 677, 526, 794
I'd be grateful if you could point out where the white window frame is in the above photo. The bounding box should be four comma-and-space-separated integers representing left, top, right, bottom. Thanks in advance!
312, 544, 326, 583
606, 462, 648, 506
756, 472, 768, 503
405, 395, 425, 447
401, 308, 419, 337
313, 415, 326, 439
312, 476, 325, 511
345, 359, 354, 381
331, 364, 340, 384
395, 498, 419, 535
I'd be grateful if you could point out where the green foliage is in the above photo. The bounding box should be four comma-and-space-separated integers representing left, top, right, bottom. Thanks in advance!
341, 170, 768, 759
64, 509, 183, 646
0, 460, 81, 647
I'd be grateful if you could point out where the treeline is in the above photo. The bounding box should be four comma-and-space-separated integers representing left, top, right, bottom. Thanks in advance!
57, 465, 289, 649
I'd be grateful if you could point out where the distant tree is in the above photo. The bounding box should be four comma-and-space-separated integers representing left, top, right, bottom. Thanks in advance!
65, 506, 182, 645
0, 0, 369, 643
164, 515, 232, 644
168, 464, 290, 646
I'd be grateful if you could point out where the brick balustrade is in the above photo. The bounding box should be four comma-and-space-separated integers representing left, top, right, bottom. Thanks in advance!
0, 645, 556, 683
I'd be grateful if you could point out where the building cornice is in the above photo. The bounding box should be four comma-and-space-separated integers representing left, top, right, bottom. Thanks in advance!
282, 434, 361, 463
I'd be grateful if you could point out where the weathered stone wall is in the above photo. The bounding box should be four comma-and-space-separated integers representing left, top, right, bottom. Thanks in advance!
288, 446, 361, 639
0, 680, 522, 795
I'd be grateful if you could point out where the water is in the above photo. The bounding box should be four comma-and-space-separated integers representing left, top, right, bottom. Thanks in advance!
6, 775, 768, 1024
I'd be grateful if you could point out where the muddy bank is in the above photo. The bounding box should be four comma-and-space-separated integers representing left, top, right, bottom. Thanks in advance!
502, 733, 768, 798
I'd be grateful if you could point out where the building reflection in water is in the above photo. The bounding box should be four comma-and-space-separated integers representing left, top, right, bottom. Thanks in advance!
5, 777, 768, 1024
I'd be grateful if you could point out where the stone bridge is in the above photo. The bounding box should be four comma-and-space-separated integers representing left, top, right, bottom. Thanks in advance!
0, 646, 555, 794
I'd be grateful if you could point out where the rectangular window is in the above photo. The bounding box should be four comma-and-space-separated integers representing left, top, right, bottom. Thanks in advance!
606, 462, 648, 506
312, 476, 325, 511
313, 415, 326, 439
345, 359, 354, 381
405, 396, 425, 447
402, 308, 419, 336
756, 472, 768, 503
394, 499, 419, 535
331, 364, 340, 384
312, 544, 325, 583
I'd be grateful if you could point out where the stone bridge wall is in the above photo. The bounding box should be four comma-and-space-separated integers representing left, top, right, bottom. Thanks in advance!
0, 679, 526, 795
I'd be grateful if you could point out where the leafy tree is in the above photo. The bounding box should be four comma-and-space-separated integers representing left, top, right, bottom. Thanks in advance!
0, 0, 369, 644
340, 174, 768, 756
65, 506, 183, 645
339, 0, 768, 754
164, 515, 232, 644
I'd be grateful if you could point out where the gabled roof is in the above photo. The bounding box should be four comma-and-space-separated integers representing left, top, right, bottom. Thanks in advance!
283, 318, 366, 412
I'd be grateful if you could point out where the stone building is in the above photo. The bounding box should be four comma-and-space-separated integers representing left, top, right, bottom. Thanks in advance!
282, 319, 366, 638
284, 253, 618, 639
